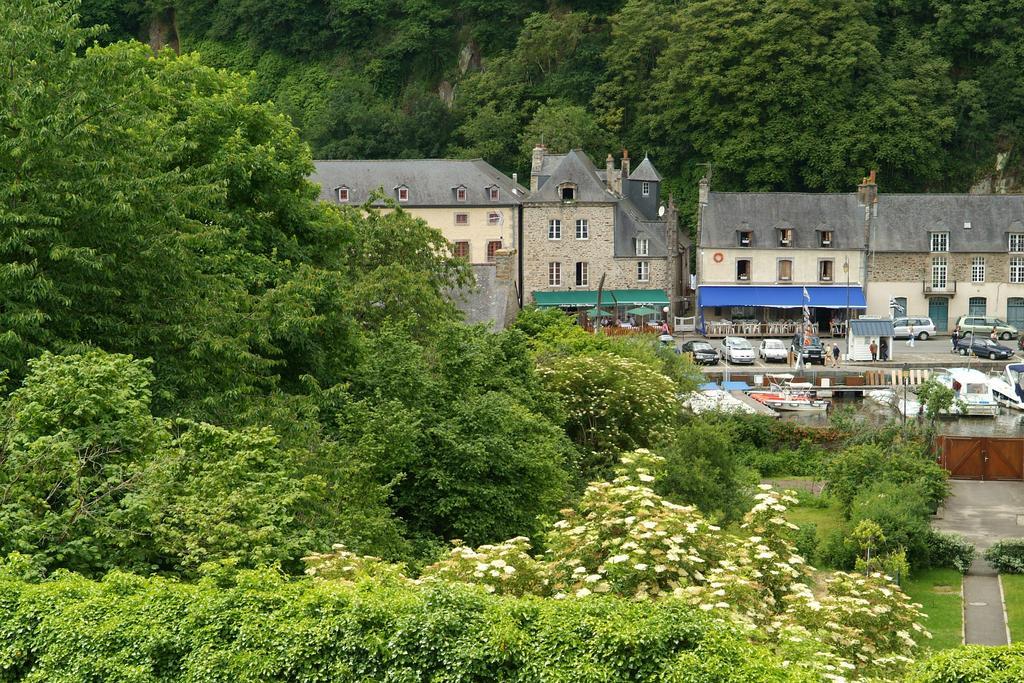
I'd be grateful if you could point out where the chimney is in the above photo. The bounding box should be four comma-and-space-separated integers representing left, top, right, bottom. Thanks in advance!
621, 148, 630, 178
857, 169, 878, 206
494, 248, 515, 282
530, 143, 546, 192
698, 176, 710, 207
605, 153, 615, 191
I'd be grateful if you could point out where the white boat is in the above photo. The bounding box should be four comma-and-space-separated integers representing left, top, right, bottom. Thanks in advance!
935, 368, 999, 417
747, 375, 829, 413
989, 363, 1024, 411
865, 389, 922, 417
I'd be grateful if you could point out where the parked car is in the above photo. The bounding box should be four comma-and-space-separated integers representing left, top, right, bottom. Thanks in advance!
721, 336, 755, 364
790, 334, 825, 365
892, 316, 936, 340
954, 337, 1014, 360
681, 340, 719, 364
758, 338, 788, 362
956, 316, 1018, 340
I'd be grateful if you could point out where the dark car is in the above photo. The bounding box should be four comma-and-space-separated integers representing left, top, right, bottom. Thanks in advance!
790, 334, 825, 365
681, 340, 719, 365
955, 336, 1014, 360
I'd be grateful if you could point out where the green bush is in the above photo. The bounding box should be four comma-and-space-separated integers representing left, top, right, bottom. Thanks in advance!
824, 444, 948, 516
984, 539, 1024, 574
0, 569, 813, 682
741, 439, 826, 478
926, 530, 976, 574
908, 642, 1024, 682
849, 481, 933, 570
794, 523, 818, 562
818, 528, 857, 570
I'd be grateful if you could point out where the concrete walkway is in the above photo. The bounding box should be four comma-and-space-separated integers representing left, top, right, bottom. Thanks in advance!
933, 481, 1024, 645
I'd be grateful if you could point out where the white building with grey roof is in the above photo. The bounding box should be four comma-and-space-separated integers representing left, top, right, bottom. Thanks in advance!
310, 158, 527, 329
523, 145, 688, 317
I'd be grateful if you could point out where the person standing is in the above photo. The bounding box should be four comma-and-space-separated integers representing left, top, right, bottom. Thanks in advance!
831, 342, 841, 369
869, 339, 878, 361
951, 326, 960, 353
991, 326, 999, 342
906, 324, 915, 347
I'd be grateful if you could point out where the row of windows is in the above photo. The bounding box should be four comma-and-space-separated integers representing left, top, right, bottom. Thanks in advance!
733, 258, 836, 282
548, 219, 590, 240
931, 232, 1024, 253
335, 186, 501, 203
548, 261, 650, 286
736, 230, 834, 248
930, 256, 1024, 287
452, 240, 504, 262
455, 211, 503, 226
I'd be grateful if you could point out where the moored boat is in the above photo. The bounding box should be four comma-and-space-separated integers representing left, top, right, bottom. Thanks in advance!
989, 363, 1024, 411
935, 368, 999, 417
747, 375, 829, 412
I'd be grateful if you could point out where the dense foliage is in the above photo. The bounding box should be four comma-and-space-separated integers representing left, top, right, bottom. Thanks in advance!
79, 0, 1024, 197
984, 539, 1024, 574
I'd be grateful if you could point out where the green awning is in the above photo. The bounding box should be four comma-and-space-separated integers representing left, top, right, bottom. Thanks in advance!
532, 289, 669, 309
586, 308, 613, 318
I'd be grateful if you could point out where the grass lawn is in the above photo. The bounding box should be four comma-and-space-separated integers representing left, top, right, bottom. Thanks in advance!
787, 497, 844, 542
999, 574, 1024, 642
903, 568, 963, 650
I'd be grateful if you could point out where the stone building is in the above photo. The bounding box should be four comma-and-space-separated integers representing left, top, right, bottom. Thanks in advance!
697, 171, 1024, 334
866, 192, 1024, 332
309, 158, 526, 329
522, 145, 688, 316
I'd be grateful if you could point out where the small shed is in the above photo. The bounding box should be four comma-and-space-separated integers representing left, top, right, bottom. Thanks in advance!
847, 319, 895, 362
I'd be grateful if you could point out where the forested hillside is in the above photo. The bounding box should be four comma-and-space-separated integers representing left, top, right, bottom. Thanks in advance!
80, 0, 1024, 197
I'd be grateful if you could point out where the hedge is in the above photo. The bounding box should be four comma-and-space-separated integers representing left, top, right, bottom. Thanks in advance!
984, 539, 1024, 574
907, 643, 1024, 682
0, 569, 814, 682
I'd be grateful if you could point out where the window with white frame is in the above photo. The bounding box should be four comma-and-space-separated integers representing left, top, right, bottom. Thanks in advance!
642, 181, 650, 197
575, 219, 589, 240
931, 256, 947, 288
575, 261, 588, 287
456, 187, 467, 202
548, 219, 561, 240
1010, 234, 1024, 252
487, 211, 501, 225
930, 232, 949, 252
454, 213, 469, 225
488, 187, 499, 201
337, 186, 349, 202
1012, 256, 1024, 284
972, 256, 986, 283
398, 187, 409, 202
635, 238, 649, 256
637, 260, 650, 282
548, 261, 561, 286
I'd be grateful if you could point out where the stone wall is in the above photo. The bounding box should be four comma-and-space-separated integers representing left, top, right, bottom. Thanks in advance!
869, 252, 1014, 283
522, 202, 669, 301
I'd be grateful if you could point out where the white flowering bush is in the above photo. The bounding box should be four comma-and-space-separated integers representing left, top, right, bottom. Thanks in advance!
420, 536, 545, 595
303, 544, 410, 584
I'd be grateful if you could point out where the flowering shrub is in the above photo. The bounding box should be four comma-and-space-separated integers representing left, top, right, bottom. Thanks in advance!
302, 544, 410, 584
925, 530, 975, 573
420, 536, 545, 595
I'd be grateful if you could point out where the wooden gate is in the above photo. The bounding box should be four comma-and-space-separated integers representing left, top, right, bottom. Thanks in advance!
937, 436, 1024, 481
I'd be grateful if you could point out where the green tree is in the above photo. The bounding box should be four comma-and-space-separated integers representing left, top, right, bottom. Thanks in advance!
520, 99, 611, 160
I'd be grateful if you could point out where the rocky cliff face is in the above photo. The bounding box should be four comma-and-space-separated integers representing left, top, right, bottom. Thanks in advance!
970, 149, 1020, 194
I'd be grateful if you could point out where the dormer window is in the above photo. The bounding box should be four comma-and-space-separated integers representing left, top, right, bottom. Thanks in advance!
488, 186, 500, 201
337, 186, 349, 203
642, 181, 650, 197
738, 230, 752, 247
1010, 234, 1024, 252
559, 184, 577, 201
456, 187, 467, 202
778, 228, 793, 247
930, 232, 948, 253
819, 230, 833, 247
397, 187, 409, 202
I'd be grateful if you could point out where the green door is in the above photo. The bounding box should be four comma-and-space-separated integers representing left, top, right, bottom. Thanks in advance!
1009, 298, 1024, 329
929, 297, 948, 332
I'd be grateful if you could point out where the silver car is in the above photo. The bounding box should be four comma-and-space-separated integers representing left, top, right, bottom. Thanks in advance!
721, 336, 755, 364
892, 317, 935, 340
758, 338, 788, 362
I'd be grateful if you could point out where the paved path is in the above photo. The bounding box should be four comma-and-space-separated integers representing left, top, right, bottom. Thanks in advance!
932, 481, 1024, 645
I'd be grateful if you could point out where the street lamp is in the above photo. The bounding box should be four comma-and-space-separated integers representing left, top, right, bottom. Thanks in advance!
843, 257, 850, 342
902, 362, 909, 425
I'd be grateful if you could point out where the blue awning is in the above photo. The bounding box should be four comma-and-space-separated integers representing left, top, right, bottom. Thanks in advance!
697, 286, 866, 309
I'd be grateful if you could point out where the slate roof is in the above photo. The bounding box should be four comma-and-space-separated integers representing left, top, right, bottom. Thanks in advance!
850, 319, 895, 337
700, 192, 863, 249
615, 198, 668, 258
528, 150, 617, 203
628, 156, 662, 182
310, 159, 526, 206
871, 194, 1024, 252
